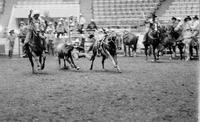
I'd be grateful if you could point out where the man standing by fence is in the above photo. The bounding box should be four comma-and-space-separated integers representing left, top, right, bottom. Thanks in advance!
7, 30, 16, 58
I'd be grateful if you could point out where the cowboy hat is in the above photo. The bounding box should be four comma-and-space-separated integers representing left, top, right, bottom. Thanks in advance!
91, 19, 94, 22
58, 22, 62, 25
20, 21, 25, 24
193, 15, 199, 20
9, 29, 14, 33
176, 17, 181, 21
171, 16, 177, 20
184, 16, 192, 21
59, 18, 64, 21
48, 22, 53, 25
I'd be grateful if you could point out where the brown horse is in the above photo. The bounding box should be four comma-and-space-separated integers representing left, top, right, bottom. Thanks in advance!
88, 31, 121, 72
122, 31, 139, 57
24, 31, 46, 73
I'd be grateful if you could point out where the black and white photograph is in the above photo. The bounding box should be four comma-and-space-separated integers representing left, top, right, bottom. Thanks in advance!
0, 0, 199, 121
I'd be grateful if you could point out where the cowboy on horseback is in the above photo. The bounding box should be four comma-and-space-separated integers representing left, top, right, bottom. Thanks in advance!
24, 10, 48, 54
143, 13, 161, 43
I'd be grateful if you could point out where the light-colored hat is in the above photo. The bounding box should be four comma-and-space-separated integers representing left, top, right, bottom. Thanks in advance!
59, 18, 64, 21
91, 19, 94, 22
58, 22, 62, 25
48, 22, 53, 25
80, 13, 82, 16
20, 21, 24, 24
176, 17, 181, 20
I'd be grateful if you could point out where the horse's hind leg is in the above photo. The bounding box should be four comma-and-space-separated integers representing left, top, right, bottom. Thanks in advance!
41, 56, 46, 70
102, 55, 106, 69
124, 44, 127, 56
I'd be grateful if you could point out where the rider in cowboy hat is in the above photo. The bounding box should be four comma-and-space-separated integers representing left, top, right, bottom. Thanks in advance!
24, 10, 48, 54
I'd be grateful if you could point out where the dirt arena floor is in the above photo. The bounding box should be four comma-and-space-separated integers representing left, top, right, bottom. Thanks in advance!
0, 55, 198, 122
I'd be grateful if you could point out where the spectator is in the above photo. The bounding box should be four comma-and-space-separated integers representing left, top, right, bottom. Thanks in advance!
56, 22, 65, 38
7, 30, 16, 58
191, 15, 199, 40
87, 19, 98, 30
78, 13, 86, 34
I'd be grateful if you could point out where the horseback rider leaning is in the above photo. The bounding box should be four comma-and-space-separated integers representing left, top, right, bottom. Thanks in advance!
24, 10, 48, 53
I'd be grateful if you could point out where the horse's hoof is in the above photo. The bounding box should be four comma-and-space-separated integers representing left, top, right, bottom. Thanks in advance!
76, 67, 80, 70
117, 70, 122, 73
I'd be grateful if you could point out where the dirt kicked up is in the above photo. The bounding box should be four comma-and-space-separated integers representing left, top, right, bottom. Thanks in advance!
0, 55, 198, 122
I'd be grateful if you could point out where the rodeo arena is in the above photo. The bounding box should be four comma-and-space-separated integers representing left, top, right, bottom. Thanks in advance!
0, 0, 199, 121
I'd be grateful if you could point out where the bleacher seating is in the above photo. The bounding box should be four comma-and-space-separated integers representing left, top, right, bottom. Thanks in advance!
16, 0, 79, 8
0, 0, 4, 13
17, 0, 79, 5
93, 0, 161, 29
159, 0, 199, 21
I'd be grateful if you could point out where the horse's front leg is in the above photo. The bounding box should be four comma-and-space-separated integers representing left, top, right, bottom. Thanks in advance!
63, 58, 67, 69
169, 47, 173, 60
144, 45, 148, 61
90, 49, 97, 70
172, 44, 177, 57
128, 45, 131, 57
28, 55, 35, 73
58, 56, 61, 69
32, 53, 41, 70
113, 54, 121, 72
106, 50, 121, 72
152, 46, 157, 62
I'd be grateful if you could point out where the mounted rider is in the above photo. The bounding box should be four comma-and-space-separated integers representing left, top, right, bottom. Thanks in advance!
143, 12, 161, 43
24, 10, 48, 53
